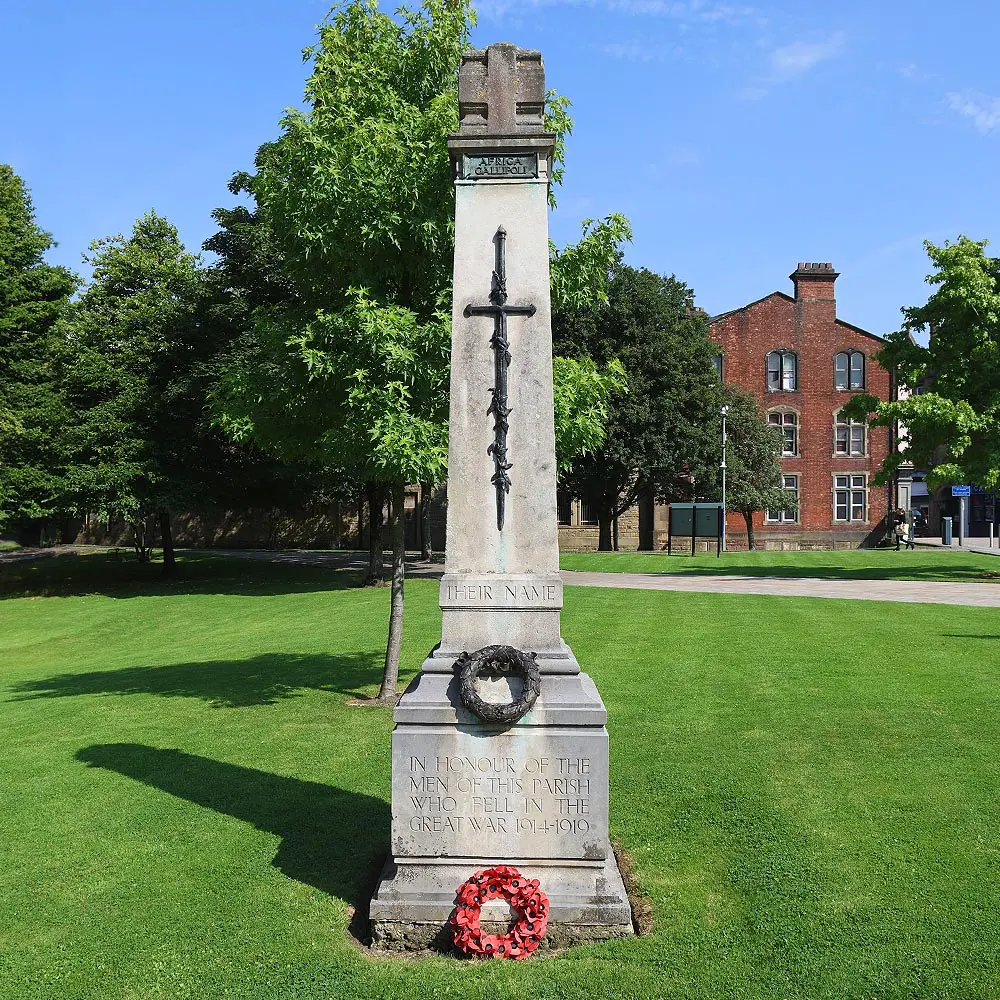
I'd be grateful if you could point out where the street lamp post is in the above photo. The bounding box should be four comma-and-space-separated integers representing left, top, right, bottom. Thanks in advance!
720, 405, 728, 553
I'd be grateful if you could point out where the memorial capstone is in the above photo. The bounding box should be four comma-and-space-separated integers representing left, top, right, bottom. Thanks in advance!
369, 42, 633, 950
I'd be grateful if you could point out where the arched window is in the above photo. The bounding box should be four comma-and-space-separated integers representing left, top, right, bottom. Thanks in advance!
835, 410, 866, 455
767, 350, 797, 391
834, 350, 864, 390
767, 410, 798, 456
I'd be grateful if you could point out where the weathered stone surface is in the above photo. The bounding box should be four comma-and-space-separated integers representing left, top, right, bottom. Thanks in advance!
439, 573, 562, 610
370, 43, 631, 948
370, 855, 634, 947
438, 174, 563, 655
392, 669, 607, 726
392, 725, 608, 860
419, 640, 583, 677
444, 180, 555, 570
457, 43, 546, 136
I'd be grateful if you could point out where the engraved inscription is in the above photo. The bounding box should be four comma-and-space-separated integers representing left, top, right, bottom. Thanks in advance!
445, 583, 557, 603
403, 754, 593, 839
438, 575, 562, 610
463, 154, 538, 179
392, 728, 608, 859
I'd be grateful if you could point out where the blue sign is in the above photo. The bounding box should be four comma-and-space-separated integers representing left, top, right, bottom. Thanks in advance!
952, 485, 971, 497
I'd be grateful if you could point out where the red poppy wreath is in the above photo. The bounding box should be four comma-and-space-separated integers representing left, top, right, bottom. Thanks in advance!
450, 865, 549, 959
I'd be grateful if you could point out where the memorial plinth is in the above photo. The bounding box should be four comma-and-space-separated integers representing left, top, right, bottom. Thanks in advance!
369, 42, 633, 949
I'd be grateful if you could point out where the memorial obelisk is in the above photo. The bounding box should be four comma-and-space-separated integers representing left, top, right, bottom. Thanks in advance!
370, 43, 633, 949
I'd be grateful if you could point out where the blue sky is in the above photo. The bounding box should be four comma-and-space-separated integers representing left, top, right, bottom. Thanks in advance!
4, 0, 998, 337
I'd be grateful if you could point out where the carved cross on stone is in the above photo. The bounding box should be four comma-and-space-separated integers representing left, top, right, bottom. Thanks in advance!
457, 43, 546, 135
464, 226, 536, 531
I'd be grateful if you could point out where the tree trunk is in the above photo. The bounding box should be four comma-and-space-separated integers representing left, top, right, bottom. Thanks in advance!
419, 482, 432, 560
637, 487, 655, 551
132, 515, 154, 562
159, 510, 176, 578
364, 481, 385, 586
742, 510, 755, 551
378, 481, 406, 701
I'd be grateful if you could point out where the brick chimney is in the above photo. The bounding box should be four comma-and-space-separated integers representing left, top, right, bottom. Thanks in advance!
791, 262, 838, 300
791, 261, 838, 323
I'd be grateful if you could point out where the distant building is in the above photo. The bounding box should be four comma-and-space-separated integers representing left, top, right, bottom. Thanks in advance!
708, 262, 901, 549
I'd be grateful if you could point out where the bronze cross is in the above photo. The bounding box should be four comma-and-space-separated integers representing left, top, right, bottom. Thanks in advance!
464, 226, 536, 531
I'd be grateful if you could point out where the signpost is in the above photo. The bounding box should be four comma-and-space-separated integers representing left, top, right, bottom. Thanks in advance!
720, 405, 728, 553
952, 486, 970, 545
668, 503, 725, 557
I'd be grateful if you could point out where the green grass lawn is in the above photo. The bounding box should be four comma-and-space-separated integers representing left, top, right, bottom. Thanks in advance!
560, 547, 1000, 582
2, 553, 999, 999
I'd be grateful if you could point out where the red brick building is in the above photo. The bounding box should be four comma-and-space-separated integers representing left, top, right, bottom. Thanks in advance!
709, 263, 895, 549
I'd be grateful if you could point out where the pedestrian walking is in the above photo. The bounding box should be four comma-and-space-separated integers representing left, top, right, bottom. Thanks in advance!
892, 507, 914, 550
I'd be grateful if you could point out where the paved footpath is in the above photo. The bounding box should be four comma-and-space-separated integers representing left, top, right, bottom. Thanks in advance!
915, 537, 1000, 556
208, 549, 1000, 609
3, 546, 997, 608
558, 569, 1000, 608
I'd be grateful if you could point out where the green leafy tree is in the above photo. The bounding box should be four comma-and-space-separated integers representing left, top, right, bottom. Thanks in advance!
0, 165, 77, 541
554, 264, 722, 550
552, 356, 627, 472
845, 236, 1000, 492
212, 0, 630, 699
720, 385, 796, 550
65, 212, 212, 571
214, 0, 470, 700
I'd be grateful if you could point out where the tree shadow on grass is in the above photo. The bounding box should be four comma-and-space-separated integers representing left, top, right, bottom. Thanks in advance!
75, 744, 389, 941
941, 634, 1000, 641
636, 564, 999, 583
562, 553, 1000, 584
10, 651, 385, 706
0, 551, 369, 601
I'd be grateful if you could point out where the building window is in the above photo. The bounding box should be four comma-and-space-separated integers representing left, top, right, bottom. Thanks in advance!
712, 354, 724, 380
834, 350, 864, 390
767, 410, 798, 456
580, 499, 599, 525
767, 350, 797, 391
834, 474, 867, 522
834, 411, 866, 455
766, 475, 799, 523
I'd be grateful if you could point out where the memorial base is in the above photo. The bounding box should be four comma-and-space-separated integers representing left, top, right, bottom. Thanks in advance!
369, 853, 634, 951
371, 644, 634, 952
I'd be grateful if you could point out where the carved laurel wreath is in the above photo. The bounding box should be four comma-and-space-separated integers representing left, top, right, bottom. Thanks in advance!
456, 644, 541, 725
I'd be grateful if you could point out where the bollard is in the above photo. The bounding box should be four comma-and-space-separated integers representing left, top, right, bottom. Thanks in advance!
990, 522, 995, 549
942, 516, 953, 546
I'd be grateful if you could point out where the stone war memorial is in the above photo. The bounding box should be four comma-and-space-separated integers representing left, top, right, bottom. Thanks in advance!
369, 43, 633, 954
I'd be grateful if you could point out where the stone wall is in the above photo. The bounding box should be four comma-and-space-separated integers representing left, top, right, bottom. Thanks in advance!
72, 485, 451, 555
557, 505, 639, 552
75, 505, 362, 551
557, 503, 879, 552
